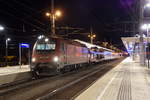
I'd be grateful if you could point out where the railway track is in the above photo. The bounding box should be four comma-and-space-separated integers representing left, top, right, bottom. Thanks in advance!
37, 59, 124, 100
0, 58, 124, 100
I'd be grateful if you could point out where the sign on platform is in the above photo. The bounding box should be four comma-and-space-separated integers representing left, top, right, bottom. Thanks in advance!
20, 43, 30, 48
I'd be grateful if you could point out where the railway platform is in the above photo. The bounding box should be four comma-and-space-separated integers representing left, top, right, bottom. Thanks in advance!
75, 57, 150, 100
0, 65, 30, 76
0, 65, 31, 85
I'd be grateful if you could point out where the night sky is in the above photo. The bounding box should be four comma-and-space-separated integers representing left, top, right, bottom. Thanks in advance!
0, 0, 135, 55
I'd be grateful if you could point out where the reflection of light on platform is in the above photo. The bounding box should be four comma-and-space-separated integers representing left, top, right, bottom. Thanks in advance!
122, 57, 132, 63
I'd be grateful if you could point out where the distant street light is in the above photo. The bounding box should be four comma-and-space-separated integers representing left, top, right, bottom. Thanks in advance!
88, 34, 96, 44
45, 0, 62, 36
38, 35, 45, 40
88, 28, 96, 44
45, 38, 49, 42
141, 24, 150, 36
0, 25, 4, 31
7, 38, 11, 41
55, 10, 62, 17
46, 10, 62, 36
46, 12, 51, 17
144, 3, 150, 8
141, 24, 150, 30
46, 10, 62, 19
5, 38, 11, 66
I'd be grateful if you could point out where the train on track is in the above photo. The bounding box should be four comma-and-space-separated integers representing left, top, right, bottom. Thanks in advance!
30, 36, 121, 77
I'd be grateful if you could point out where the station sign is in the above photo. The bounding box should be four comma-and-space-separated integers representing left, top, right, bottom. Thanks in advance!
20, 43, 30, 48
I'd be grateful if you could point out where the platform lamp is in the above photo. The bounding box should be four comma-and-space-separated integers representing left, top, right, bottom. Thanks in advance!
0, 25, 4, 31
5, 38, 11, 66
141, 24, 150, 37
45, 0, 62, 36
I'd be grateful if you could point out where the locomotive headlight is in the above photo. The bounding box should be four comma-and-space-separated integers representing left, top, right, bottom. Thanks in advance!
53, 56, 59, 62
32, 58, 36, 62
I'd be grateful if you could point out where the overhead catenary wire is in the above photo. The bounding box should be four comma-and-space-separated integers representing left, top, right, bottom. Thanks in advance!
0, 9, 46, 32
11, 0, 46, 26
0, 1, 46, 32
0, 0, 46, 27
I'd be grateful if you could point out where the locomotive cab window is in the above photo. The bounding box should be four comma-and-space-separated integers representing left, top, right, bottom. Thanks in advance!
36, 44, 56, 50
36, 38, 56, 51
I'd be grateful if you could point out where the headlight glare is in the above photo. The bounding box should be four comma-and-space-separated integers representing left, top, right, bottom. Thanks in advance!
32, 58, 36, 62
53, 56, 58, 62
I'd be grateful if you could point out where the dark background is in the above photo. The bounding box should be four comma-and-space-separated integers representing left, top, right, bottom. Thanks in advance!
0, 0, 136, 63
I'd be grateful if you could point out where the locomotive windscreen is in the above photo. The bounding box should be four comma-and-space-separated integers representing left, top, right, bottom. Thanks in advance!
36, 43, 56, 50
35, 37, 56, 52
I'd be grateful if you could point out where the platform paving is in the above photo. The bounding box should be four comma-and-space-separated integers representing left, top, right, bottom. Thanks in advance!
0, 65, 30, 76
0, 65, 31, 85
75, 57, 150, 100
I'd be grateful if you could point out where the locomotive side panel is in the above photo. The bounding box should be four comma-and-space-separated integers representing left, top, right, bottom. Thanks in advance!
66, 43, 89, 65
56, 39, 68, 68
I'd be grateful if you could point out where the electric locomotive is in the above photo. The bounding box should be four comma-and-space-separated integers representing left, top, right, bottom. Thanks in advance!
30, 36, 90, 76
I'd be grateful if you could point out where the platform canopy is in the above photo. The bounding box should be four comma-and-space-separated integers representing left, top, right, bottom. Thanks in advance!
122, 37, 150, 43
121, 37, 150, 53
121, 37, 139, 53
121, 37, 140, 43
